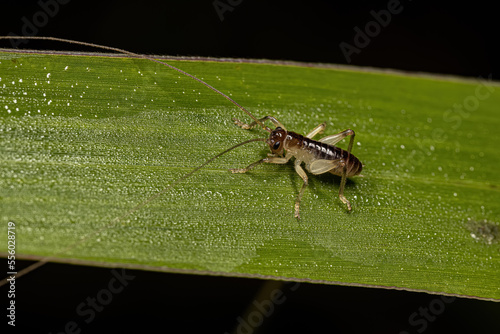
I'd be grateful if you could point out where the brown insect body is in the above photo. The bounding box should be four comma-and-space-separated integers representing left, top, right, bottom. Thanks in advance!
269, 128, 363, 178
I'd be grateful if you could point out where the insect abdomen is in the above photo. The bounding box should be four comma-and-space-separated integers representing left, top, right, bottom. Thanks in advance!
329, 148, 363, 177
285, 132, 362, 177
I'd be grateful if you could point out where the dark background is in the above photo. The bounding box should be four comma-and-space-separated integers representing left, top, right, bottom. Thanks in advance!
1, 0, 498, 79
1, 0, 499, 333
2, 260, 500, 334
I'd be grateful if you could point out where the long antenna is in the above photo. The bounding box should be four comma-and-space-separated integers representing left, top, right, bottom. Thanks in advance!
0, 137, 266, 288
0, 36, 271, 132
0, 36, 270, 285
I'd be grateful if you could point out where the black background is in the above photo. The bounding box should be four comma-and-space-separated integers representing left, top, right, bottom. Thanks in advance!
1, 0, 499, 79
1, 0, 499, 333
2, 259, 500, 333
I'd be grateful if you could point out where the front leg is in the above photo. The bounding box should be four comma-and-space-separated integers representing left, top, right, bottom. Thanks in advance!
229, 154, 290, 173
293, 159, 308, 220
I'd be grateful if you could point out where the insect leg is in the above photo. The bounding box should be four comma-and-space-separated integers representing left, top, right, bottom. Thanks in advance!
338, 130, 356, 211
229, 154, 291, 173
233, 116, 286, 131
318, 129, 355, 146
305, 122, 326, 139
293, 159, 308, 219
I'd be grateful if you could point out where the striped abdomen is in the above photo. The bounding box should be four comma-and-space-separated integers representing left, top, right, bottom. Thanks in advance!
284, 131, 363, 177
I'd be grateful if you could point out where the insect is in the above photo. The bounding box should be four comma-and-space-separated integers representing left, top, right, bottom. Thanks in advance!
0, 36, 363, 219
229, 116, 363, 219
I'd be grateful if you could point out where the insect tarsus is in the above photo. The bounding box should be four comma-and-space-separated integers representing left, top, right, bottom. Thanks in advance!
230, 116, 363, 219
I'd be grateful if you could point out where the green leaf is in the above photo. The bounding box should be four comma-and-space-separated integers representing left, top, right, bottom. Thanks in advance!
1, 50, 499, 301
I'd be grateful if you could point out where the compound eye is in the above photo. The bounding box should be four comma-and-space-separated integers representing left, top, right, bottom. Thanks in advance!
273, 141, 281, 150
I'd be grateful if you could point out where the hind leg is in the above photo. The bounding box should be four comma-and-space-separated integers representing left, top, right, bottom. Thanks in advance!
338, 130, 356, 211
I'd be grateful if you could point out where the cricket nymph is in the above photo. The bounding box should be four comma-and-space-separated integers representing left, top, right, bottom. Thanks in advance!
231, 115, 363, 218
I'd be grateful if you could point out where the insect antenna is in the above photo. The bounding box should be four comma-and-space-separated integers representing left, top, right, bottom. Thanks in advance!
0, 136, 266, 286
0, 37, 271, 283
0, 35, 271, 192
0, 36, 271, 132
112, 137, 267, 216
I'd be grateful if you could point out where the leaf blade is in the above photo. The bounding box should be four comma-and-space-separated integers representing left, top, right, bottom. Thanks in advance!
1, 50, 499, 300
